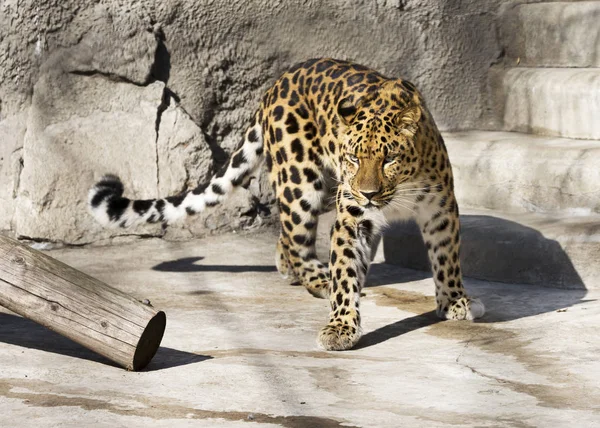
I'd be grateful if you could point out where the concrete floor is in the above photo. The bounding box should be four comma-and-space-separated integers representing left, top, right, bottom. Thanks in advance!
1, 229, 600, 427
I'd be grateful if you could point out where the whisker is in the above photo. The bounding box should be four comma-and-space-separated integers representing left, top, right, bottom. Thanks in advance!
390, 204, 416, 215
386, 198, 417, 214
395, 186, 441, 191
392, 183, 445, 198
394, 190, 444, 196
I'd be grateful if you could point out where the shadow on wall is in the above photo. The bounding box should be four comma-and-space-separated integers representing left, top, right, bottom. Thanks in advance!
0, 313, 211, 371
379, 214, 589, 319
383, 215, 586, 289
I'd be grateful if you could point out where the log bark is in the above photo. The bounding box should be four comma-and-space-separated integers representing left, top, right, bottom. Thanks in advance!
0, 235, 165, 371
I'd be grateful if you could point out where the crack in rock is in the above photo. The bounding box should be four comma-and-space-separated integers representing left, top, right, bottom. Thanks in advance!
154, 87, 172, 194
68, 70, 148, 87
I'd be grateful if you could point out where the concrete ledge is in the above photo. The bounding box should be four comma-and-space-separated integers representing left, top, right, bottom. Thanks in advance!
501, 1, 600, 67
494, 67, 600, 140
383, 208, 600, 290
443, 131, 600, 214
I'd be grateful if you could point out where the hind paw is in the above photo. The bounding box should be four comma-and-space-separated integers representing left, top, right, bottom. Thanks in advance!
437, 297, 485, 321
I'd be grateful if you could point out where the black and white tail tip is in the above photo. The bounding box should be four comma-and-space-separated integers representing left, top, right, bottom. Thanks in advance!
88, 175, 160, 228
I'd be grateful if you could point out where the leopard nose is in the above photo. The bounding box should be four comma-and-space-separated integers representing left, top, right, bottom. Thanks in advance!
360, 190, 378, 200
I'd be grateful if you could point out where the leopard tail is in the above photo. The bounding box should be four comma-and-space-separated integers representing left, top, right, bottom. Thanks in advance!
88, 111, 264, 228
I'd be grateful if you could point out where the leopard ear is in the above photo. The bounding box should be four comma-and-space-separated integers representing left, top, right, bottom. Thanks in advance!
395, 104, 422, 138
337, 96, 359, 126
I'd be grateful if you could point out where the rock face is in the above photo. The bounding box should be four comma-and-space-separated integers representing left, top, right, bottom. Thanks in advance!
499, 1, 600, 68
0, 0, 504, 244
16, 75, 165, 243
0, 113, 26, 233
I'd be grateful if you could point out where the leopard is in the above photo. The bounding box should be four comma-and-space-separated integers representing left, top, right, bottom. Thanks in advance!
89, 58, 485, 351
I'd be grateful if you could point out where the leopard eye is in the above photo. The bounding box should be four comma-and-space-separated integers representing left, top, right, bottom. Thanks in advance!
347, 154, 359, 164
384, 156, 396, 166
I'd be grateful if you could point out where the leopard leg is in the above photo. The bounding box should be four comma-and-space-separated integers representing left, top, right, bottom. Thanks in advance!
275, 233, 294, 280
318, 189, 382, 350
274, 186, 330, 298
416, 191, 485, 320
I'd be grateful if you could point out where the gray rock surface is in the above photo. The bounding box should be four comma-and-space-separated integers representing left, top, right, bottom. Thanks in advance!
500, 1, 600, 68
0, 0, 505, 243
489, 1, 600, 137
492, 67, 600, 140
444, 131, 600, 214
15, 73, 164, 243
0, 113, 26, 234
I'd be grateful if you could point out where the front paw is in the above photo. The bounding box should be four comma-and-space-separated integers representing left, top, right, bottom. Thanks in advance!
437, 296, 485, 321
317, 321, 362, 351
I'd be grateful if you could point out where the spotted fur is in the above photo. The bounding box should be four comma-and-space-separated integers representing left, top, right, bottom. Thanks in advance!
89, 58, 484, 350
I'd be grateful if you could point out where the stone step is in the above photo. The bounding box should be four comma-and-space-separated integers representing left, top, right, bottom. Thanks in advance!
490, 67, 600, 139
443, 131, 600, 214
383, 208, 600, 290
500, 1, 600, 68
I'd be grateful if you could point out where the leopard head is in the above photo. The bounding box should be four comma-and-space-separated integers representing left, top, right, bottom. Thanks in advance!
336, 81, 423, 208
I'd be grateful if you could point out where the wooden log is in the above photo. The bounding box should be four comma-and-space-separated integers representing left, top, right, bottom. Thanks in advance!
0, 235, 165, 371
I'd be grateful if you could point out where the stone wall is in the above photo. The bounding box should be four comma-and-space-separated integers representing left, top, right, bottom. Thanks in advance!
0, 0, 504, 245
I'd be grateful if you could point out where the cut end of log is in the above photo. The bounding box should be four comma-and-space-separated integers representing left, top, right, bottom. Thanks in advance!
131, 311, 166, 371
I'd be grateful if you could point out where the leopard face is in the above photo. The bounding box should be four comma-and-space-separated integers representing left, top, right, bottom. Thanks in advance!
336, 85, 423, 209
